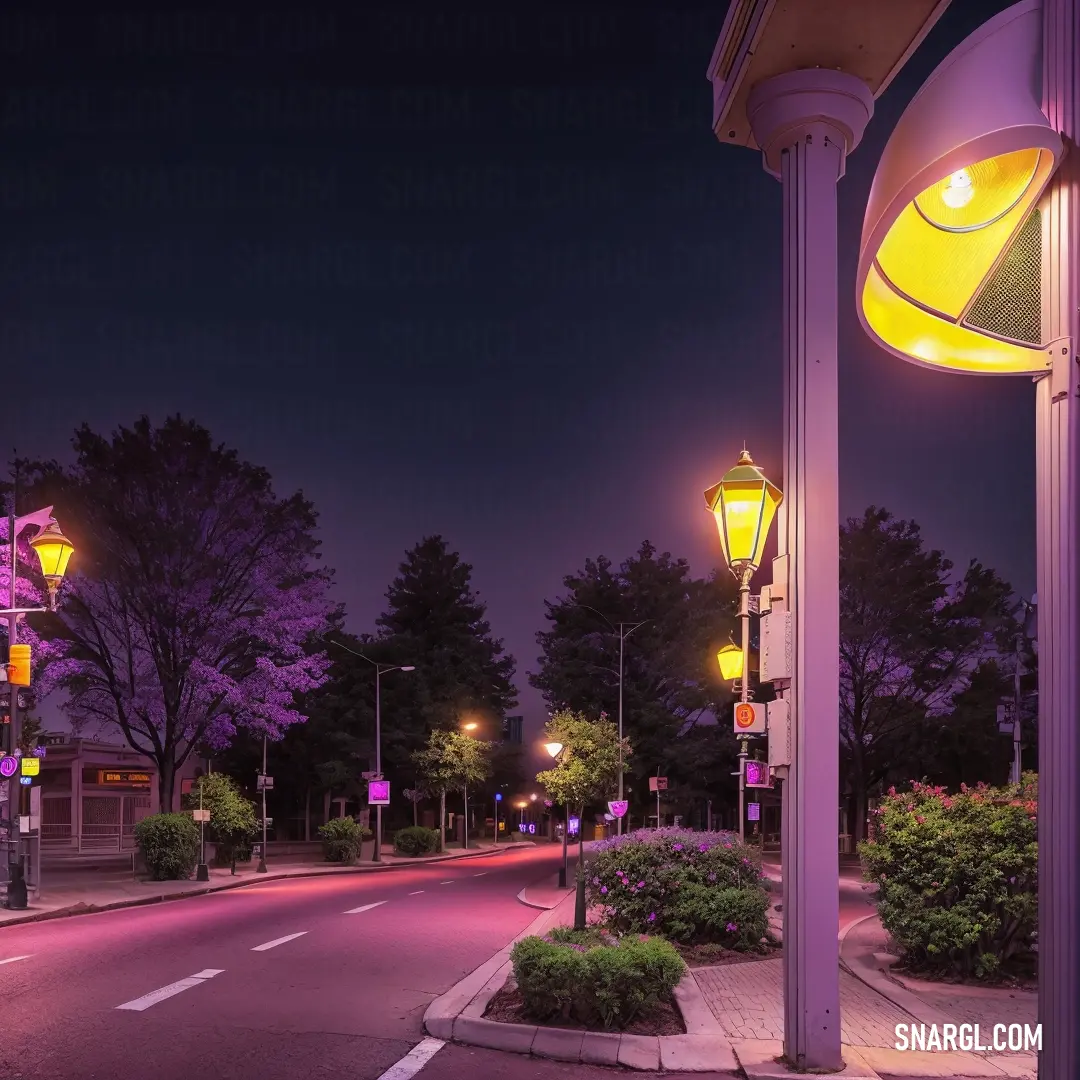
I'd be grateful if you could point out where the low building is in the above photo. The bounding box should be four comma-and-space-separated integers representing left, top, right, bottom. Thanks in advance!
34, 734, 200, 853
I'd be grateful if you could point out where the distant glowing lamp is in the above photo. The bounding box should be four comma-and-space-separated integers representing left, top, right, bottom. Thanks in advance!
29, 520, 75, 610
704, 449, 783, 579
544, 742, 564, 760
857, 2, 1064, 376
717, 643, 744, 682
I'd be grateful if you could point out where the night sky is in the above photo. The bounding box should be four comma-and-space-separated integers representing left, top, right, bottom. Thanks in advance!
3, 1, 1033, 741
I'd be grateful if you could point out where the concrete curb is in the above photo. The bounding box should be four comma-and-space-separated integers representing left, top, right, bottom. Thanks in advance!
0, 842, 535, 930
424, 889, 741, 1074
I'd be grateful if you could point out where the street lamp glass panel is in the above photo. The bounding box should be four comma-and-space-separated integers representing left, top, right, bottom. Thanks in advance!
400, 665, 416, 671
862, 148, 1056, 375
704, 450, 782, 574
717, 643, 744, 682
29, 522, 75, 584
462, 722, 478, 731
544, 741, 563, 759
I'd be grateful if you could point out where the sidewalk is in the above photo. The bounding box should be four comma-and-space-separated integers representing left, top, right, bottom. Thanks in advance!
0, 839, 534, 929
691, 915, 1037, 1078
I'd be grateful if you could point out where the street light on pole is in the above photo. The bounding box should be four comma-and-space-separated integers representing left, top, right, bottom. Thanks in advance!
321, 638, 414, 865
705, 447, 782, 842
576, 605, 647, 836
854, 3, 1079, 1068
2, 503, 75, 910
460, 721, 479, 850
544, 740, 568, 888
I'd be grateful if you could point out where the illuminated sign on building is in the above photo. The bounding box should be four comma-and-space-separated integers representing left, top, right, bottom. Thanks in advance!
98, 770, 152, 786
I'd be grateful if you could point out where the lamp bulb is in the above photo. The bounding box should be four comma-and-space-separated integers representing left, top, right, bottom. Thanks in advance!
941, 169, 974, 209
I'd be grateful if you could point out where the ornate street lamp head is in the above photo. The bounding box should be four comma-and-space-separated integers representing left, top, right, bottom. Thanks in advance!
704, 448, 783, 579
30, 520, 75, 611
716, 642, 744, 682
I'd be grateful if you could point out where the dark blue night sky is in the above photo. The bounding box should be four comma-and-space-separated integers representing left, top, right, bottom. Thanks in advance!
3, 1, 1033, 739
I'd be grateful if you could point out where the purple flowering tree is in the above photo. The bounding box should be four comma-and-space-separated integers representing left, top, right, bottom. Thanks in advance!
26, 417, 336, 811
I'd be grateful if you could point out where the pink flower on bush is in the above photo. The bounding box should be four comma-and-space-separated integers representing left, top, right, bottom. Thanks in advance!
699, 844, 709, 852
673, 843, 683, 851
600, 886, 608, 894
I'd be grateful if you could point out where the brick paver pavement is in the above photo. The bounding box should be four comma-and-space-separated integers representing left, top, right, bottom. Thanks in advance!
694, 957, 915, 1047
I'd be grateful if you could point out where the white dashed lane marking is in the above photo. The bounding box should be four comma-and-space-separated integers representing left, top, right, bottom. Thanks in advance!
115, 969, 225, 1011
409, 890, 424, 895
0, 955, 32, 966
439, 880, 453, 885
375, 1037, 447, 1080
473, 872, 487, 877
251, 932, 308, 952
344, 900, 388, 915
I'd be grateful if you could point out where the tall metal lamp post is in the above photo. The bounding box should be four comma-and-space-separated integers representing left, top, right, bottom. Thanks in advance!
576, 605, 647, 836
544, 740, 569, 888
460, 721, 479, 850
2, 508, 74, 909
854, 2, 1079, 1070
704, 2, 951, 1068
705, 448, 782, 842
323, 638, 414, 865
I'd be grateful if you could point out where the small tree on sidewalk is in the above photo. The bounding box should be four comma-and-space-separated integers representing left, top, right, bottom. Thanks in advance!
413, 729, 492, 852
536, 710, 628, 928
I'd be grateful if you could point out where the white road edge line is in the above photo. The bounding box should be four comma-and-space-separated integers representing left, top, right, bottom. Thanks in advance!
344, 900, 388, 915
251, 932, 308, 952
439, 880, 453, 885
0, 955, 32, 966
473, 872, 487, 877
375, 1037, 447, 1080
409, 890, 425, 895
115, 968, 225, 1012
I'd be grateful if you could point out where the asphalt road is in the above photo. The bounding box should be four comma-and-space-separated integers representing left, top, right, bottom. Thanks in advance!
0, 845, 882, 1080
0, 844, 561, 1080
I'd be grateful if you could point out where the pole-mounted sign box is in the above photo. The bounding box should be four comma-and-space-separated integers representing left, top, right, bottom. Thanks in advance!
607, 800, 628, 818
648, 776, 668, 792
256, 774, 274, 791
733, 702, 766, 734
20, 757, 40, 777
368, 780, 390, 805
744, 759, 773, 789
192, 808, 211, 823
6, 644, 31, 687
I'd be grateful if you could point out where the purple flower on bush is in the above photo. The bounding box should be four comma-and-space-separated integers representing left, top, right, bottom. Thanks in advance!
636, 881, 645, 889
592, 876, 600, 885
699, 844, 709, 852
600, 886, 608, 894
726, 922, 738, 933
708, 872, 717, 883
648, 912, 657, 922
673, 843, 683, 852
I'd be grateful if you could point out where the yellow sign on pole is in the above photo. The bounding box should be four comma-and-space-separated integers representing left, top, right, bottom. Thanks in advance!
7, 644, 31, 686
20, 756, 40, 777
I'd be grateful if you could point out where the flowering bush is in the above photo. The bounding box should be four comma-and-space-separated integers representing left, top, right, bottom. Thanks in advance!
860, 776, 1038, 979
134, 813, 200, 880
509, 932, 684, 1029
585, 828, 768, 946
319, 817, 370, 864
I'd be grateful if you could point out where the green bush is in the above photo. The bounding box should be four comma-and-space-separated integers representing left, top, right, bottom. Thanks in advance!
183, 773, 257, 866
860, 776, 1038, 979
585, 828, 766, 945
510, 933, 684, 1029
666, 883, 771, 949
134, 813, 200, 881
319, 817, 370, 864
393, 825, 440, 857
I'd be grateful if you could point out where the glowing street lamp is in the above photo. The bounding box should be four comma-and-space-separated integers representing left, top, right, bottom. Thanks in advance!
716, 642, 744, 683
29, 521, 75, 609
856, 4, 1079, 1068
543, 741, 563, 759
705, 449, 782, 840
4, 506, 75, 908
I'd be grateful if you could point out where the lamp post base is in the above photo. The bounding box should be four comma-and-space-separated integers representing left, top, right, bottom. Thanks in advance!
196, 863, 210, 882
256, 858, 267, 874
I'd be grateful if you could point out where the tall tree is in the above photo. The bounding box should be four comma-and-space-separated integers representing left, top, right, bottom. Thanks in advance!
27, 416, 336, 811
531, 543, 737, 822
839, 507, 1016, 840
376, 535, 517, 737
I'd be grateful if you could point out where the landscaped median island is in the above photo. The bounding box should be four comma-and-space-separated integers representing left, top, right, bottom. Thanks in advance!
439, 828, 772, 1070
